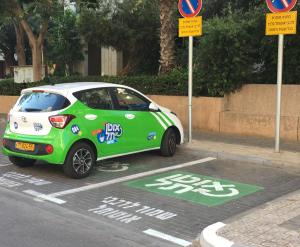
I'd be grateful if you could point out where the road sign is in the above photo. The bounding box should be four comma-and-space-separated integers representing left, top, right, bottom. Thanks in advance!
178, 0, 202, 18
126, 171, 263, 207
179, 16, 202, 37
266, 11, 297, 35
266, 0, 297, 13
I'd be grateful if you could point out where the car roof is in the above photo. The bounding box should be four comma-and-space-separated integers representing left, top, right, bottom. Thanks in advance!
21, 82, 128, 96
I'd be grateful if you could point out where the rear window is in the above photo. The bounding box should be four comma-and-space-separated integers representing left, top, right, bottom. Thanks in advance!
17, 92, 71, 112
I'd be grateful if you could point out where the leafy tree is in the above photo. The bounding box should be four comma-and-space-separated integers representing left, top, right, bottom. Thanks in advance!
158, 0, 176, 74
45, 9, 83, 76
0, 22, 17, 75
2, 0, 55, 81
78, 0, 160, 75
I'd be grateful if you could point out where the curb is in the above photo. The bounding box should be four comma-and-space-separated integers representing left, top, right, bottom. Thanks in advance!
193, 222, 247, 247
185, 144, 300, 171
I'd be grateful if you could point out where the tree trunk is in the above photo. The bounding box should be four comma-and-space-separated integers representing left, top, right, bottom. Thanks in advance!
3, 51, 16, 76
31, 41, 43, 81
159, 0, 176, 75
14, 23, 26, 66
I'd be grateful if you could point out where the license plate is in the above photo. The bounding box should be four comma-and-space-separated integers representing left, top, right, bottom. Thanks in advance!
15, 142, 35, 152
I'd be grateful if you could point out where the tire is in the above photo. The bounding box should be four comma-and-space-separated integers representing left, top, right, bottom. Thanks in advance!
9, 156, 36, 167
63, 142, 96, 179
160, 128, 177, 157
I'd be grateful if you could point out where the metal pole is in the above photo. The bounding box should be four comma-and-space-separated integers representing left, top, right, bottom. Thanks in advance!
275, 34, 284, 153
188, 36, 193, 143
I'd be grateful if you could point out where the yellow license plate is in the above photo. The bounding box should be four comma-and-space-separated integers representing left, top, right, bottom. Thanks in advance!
15, 142, 35, 152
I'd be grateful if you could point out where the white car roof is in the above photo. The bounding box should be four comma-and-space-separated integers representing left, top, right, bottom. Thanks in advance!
21, 82, 130, 96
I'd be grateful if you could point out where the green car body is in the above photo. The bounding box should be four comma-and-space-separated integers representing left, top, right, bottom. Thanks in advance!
2, 82, 184, 178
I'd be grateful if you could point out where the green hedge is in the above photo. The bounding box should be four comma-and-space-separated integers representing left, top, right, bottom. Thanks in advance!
0, 70, 214, 97
0, 69, 226, 97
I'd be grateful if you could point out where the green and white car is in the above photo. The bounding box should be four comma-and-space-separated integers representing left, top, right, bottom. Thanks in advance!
2, 82, 184, 178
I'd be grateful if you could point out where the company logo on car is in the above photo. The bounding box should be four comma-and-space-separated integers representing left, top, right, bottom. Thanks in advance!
71, 125, 82, 136
33, 123, 43, 132
93, 123, 123, 145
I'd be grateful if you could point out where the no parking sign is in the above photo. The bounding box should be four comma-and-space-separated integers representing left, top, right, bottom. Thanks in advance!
266, 0, 297, 13
178, 0, 202, 18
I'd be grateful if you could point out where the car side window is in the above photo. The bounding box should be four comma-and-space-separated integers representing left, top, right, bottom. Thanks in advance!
112, 88, 150, 111
73, 88, 113, 110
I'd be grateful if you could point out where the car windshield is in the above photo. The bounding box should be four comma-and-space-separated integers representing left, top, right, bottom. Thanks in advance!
17, 92, 70, 112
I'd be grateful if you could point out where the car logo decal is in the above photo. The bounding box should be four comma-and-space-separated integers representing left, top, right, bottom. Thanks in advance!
21, 116, 27, 123
33, 123, 43, 132
71, 125, 82, 136
92, 123, 123, 145
147, 132, 157, 141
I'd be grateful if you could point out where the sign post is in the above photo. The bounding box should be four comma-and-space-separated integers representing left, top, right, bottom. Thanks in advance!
178, 0, 203, 143
265, 0, 297, 152
188, 36, 193, 143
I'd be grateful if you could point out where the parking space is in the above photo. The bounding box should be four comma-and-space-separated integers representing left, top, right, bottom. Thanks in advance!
0, 145, 300, 246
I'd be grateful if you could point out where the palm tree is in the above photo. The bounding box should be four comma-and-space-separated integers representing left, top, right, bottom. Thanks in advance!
159, 0, 176, 74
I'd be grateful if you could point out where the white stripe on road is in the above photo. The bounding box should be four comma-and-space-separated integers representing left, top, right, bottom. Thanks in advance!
0, 164, 12, 167
143, 229, 191, 246
23, 190, 66, 204
151, 112, 167, 130
46, 157, 216, 198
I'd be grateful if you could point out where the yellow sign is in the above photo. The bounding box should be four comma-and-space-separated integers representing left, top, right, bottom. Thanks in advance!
266, 11, 297, 36
179, 16, 202, 37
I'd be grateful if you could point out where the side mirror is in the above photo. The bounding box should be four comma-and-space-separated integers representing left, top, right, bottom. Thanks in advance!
149, 102, 159, 112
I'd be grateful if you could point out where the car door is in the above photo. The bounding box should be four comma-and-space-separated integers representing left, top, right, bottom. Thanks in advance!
73, 87, 135, 158
110, 87, 166, 152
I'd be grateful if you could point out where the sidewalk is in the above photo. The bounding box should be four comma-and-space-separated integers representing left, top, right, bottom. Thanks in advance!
187, 131, 300, 247
186, 131, 300, 174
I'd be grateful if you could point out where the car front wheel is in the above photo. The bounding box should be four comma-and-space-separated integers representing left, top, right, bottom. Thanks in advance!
63, 142, 96, 179
160, 128, 177, 157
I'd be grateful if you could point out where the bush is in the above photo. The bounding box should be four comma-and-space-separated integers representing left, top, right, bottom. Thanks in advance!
0, 70, 193, 96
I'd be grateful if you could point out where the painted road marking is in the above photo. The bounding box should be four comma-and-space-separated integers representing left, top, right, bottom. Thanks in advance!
143, 228, 191, 246
23, 190, 66, 204
126, 171, 263, 207
43, 157, 216, 200
88, 196, 177, 224
0, 163, 12, 167
0, 172, 52, 189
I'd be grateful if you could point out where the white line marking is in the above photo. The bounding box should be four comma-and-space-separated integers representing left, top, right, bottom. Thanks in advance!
281, 0, 289, 8
23, 190, 67, 204
151, 112, 167, 130
144, 229, 191, 246
185, 0, 195, 14
0, 164, 12, 167
47, 157, 216, 198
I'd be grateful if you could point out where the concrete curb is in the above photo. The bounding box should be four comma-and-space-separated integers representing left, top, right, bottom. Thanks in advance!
200, 222, 233, 247
185, 143, 300, 172
193, 222, 247, 247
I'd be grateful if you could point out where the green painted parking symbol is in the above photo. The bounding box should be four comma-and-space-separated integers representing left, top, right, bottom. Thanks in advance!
125, 171, 263, 207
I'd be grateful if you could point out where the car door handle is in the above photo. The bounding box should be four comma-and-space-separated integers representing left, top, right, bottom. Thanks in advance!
125, 114, 135, 120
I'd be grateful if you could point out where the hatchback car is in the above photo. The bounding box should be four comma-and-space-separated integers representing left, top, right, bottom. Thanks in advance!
2, 82, 184, 178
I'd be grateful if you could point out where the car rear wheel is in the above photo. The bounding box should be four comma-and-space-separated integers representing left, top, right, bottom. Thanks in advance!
63, 142, 96, 179
9, 156, 36, 167
160, 128, 177, 157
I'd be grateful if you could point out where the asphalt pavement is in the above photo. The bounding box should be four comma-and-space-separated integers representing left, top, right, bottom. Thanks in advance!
0, 115, 300, 247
